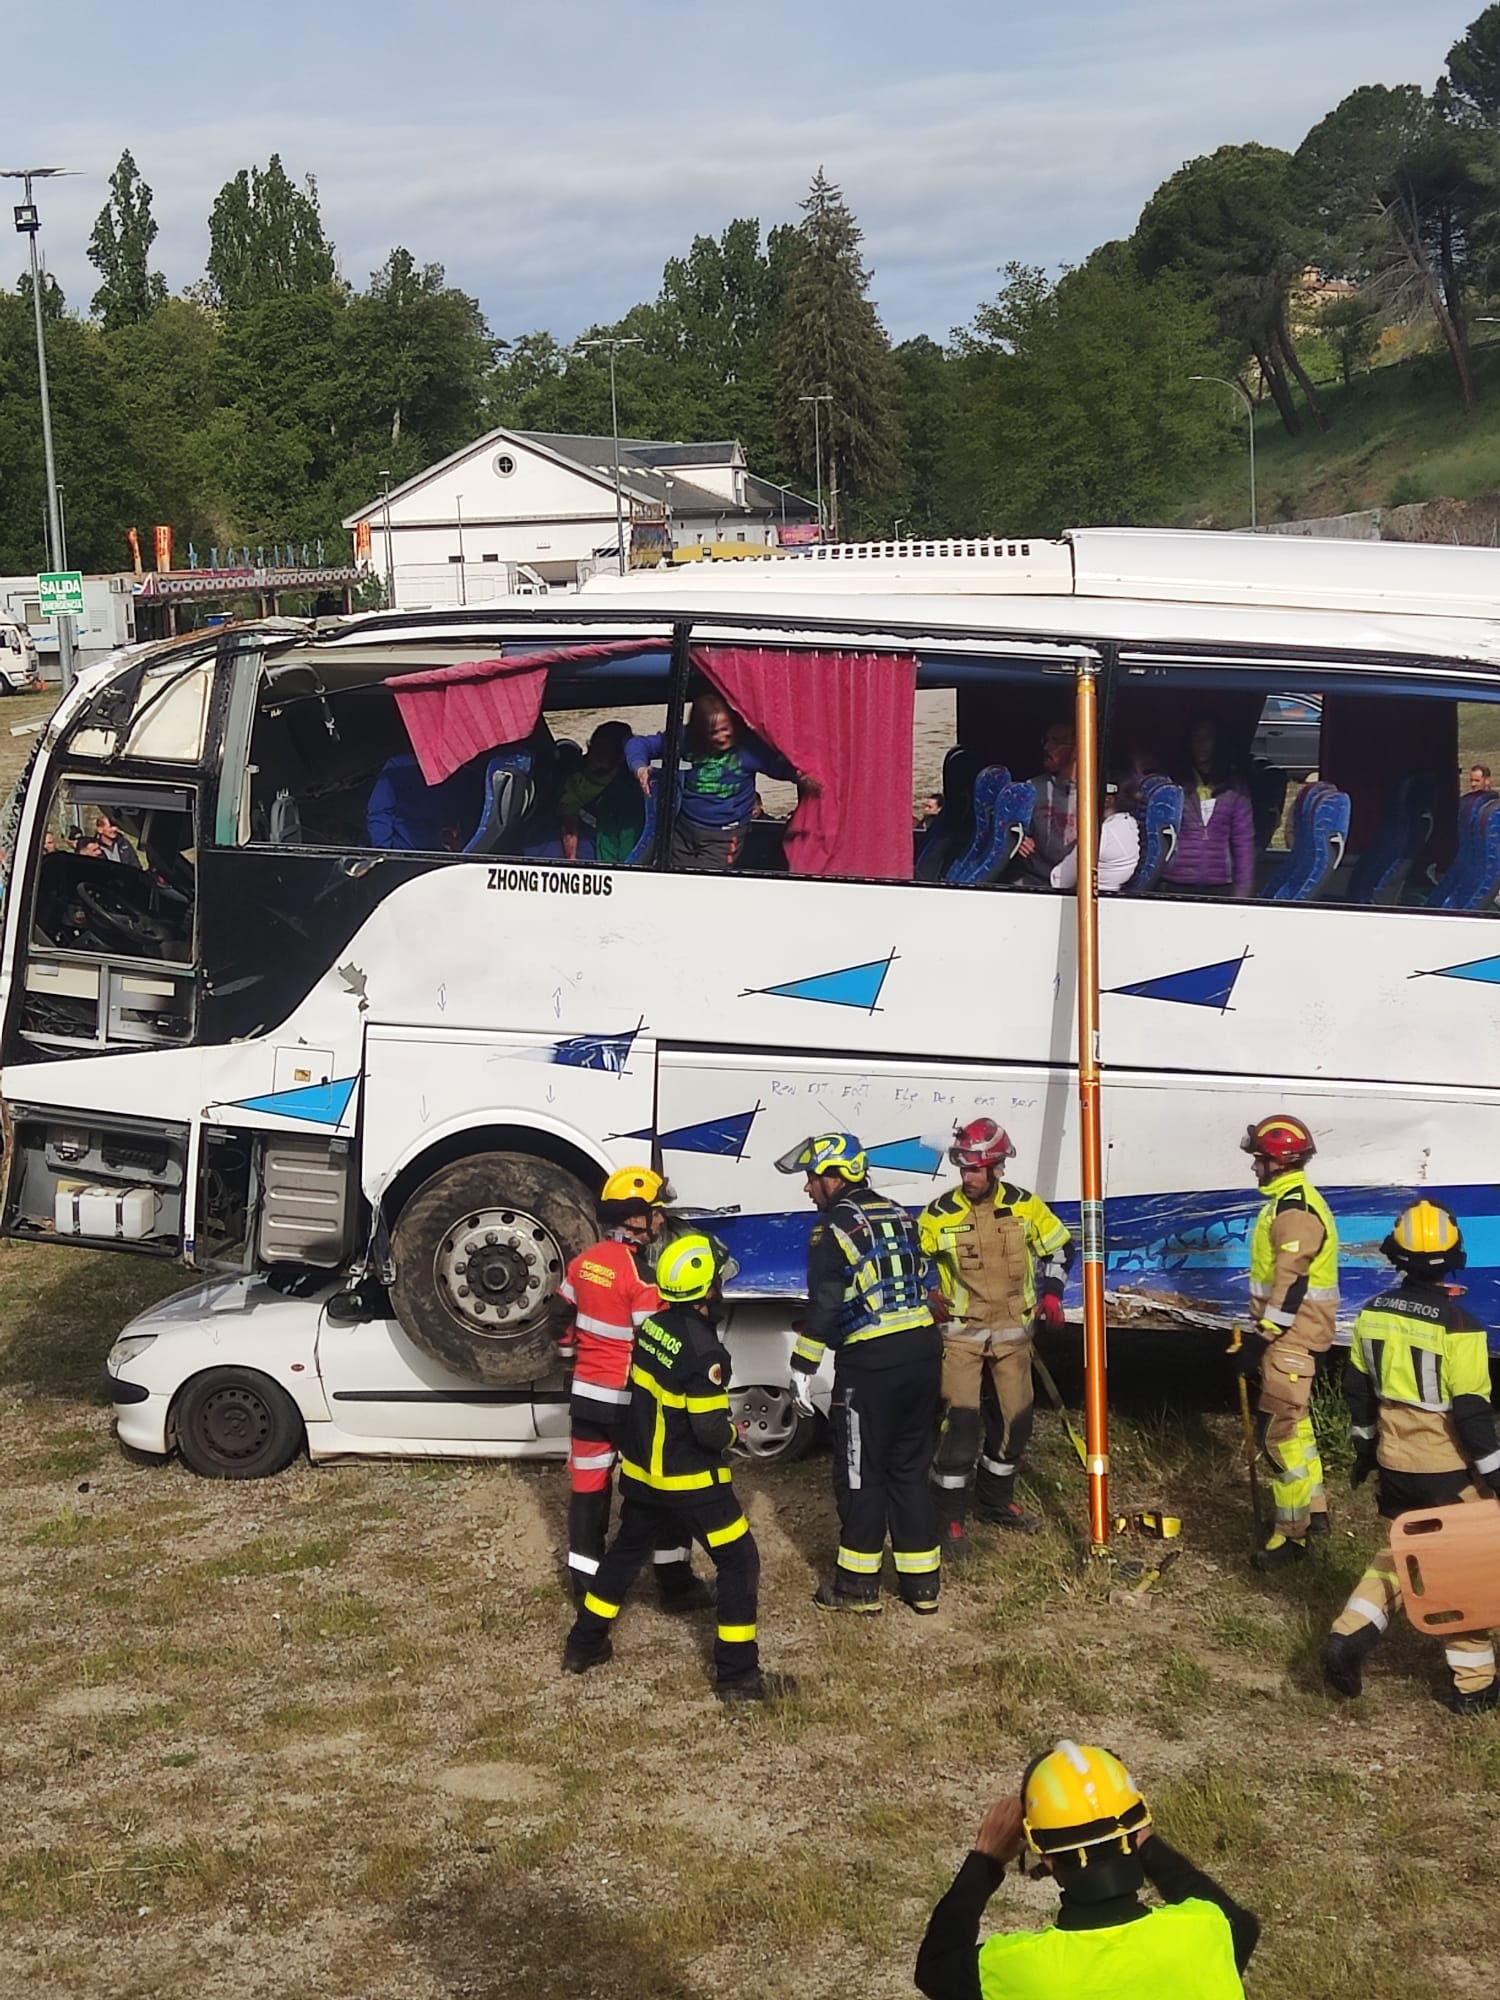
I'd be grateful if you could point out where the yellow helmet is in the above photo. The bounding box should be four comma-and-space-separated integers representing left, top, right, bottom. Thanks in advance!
1022, 1741, 1150, 1862
656, 1231, 736, 1304
1386, 1200, 1465, 1273
601, 1166, 674, 1208
773, 1132, 867, 1183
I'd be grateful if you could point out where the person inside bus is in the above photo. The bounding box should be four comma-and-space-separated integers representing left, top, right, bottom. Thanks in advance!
559, 721, 645, 865
1048, 776, 1141, 893
1160, 715, 1254, 899
1014, 720, 1077, 882
626, 690, 820, 872
1469, 762, 1494, 796
92, 810, 142, 868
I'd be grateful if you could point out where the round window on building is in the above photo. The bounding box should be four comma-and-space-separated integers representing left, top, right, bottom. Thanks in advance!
494, 452, 517, 477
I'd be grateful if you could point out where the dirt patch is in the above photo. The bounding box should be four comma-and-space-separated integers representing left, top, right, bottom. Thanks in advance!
433, 1761, 556, 1804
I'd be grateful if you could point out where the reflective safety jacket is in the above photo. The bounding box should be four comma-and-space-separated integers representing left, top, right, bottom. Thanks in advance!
1346, 1277, 1500, 1481
555, 1233, 658, 1405
920, 1180, 1074, 1334
618, 1301, 737, 1498
976, 1897, 1243, 2000
1248, 1170, 1339, 1354
792, 1183, 933, 1372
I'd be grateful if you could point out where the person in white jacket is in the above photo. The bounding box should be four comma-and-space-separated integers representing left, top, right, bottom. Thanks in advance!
1049, 779, 1140, 893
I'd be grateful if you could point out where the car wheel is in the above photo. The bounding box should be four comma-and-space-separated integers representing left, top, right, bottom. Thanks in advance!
390, 1151, 595, 1386
174, 1367, 305, 1480
730, 1383, 819, 1464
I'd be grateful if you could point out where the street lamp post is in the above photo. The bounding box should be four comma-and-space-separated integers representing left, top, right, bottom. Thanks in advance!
379, 468, 395, 608
455, 492, 467, 605
1189, 374, 1257, 529
578, 336, 645, 575
4, 166, 77, 689
798, 391, 833, 536
893, 517, 905, 543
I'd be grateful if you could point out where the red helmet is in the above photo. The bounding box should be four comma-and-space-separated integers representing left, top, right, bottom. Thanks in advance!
950, 1117, 1016, 1169
1240, 1114, 1315, 1169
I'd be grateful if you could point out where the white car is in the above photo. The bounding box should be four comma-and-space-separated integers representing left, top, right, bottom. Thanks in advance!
105, 1277, 829, 1479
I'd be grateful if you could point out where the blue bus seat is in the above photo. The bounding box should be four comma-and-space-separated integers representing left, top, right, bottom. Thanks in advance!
1427, 790, 1495, 909
947, 768, 1035, 886
1444, 794, 1500, 911
1124, 777, 1183, 893
1265, 782, 1350, 902
916, 745, 985, 880
367, 753, 479, 853
463, 749, 538, 855
1348, 773, 1436, 905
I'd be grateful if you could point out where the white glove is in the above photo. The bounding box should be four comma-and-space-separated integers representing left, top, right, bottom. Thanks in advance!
789, 1373, 817, 1419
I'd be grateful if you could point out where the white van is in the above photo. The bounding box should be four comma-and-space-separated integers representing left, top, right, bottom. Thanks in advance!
0, 619, 40, 695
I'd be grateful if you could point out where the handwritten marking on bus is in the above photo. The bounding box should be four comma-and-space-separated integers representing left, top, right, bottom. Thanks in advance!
486, 867, 614, 896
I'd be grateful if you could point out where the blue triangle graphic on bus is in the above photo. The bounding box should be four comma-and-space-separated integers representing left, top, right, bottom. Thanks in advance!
552, 1028, 640, 1073
1423, 954, 1500, 985
1108, 955, 1246, 1011
865, 1136, 945, 1176
618, 1107, 761, 1158
230, 1077, 358, 1125
744, 951, 897, 1012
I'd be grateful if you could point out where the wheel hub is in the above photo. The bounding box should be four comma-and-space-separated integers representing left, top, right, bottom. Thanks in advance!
200, 1386, 270, 1460
436, 1208, 564, 1335
729, 1385, 799, 1460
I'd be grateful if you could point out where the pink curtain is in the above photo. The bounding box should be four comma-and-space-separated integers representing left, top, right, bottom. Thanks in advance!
390, 640, 646, 785
694, 646, 918, 880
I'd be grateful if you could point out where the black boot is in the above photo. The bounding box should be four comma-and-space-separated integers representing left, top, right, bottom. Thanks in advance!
1321, 1626, 1379, 1699
975, 1473, 1038, 1534
1446, 1679, 1500, 1717
1251, 1534, 1307, 1573
941, 1515, 976, 1564
562, 1637, 613, 1677
813, 1578, 882, 1615
716, 1670, 799, 1704
656, 1570, 717, 1615
1307, 1510, 1332, 1539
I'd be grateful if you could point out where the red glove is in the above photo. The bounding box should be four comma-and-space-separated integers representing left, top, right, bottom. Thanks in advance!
1036, 1293, 1066, 1333
927, 1290, 953, 1327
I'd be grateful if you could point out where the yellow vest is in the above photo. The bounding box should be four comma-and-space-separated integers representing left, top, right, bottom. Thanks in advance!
1249, 1171, 1339, 1320
978, 1898, 1242, 2000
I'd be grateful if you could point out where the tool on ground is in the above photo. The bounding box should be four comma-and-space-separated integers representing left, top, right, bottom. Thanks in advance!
1112, 1512, 1182, 1540
1032, 1352, 1088, 1470
1108, 1547, 1180, 1611
1225, 1326, 1264, 1530
1391, 1498, 1500, 1636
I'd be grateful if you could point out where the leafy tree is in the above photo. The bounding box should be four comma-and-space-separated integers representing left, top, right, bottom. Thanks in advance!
342, 248, 493, 450
777, 169, 902, 533
1315, 289, 1383, 386
1441, 4, 1500, 126
1135, 144, 1325, 436
1296, 85, 1484, 414
88, 149, 166, 328
890, 335, 961, 536
206, 156, 336, 312
951, 250, 1233, 535
16, 268, 65, 320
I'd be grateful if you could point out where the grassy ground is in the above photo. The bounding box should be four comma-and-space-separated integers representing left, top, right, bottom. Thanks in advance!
1175, 337, 1500, 532
1, 1236, 1496, 2000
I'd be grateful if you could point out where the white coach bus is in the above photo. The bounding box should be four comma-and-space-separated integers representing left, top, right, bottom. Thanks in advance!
4, 526, 1500, 1475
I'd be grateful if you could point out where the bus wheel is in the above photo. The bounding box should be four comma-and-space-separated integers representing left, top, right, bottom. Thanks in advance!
390, 1152, 595, 1386
174, 1368, 305, 1480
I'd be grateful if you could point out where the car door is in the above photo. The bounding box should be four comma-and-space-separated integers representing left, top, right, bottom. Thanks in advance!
314, 1307, 540, 1443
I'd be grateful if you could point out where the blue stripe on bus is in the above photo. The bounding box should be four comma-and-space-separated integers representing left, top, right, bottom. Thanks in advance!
712, 1183, 1500, 1341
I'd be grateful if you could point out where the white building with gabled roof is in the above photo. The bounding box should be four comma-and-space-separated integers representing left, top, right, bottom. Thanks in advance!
343, 428, 818, 602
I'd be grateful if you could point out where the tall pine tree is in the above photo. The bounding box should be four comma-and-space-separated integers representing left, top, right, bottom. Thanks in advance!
206, 156, 336, 312
88, 150, 166, 329
777, 169, 900, 535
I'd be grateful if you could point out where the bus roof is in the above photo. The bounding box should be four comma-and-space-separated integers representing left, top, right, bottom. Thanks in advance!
584, 527, 1500, 622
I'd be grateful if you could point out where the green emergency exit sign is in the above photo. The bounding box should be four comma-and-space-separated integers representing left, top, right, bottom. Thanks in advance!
38, 571, 84, 618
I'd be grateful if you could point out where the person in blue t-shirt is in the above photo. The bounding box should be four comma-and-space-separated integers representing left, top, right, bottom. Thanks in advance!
626, 691, 819, 871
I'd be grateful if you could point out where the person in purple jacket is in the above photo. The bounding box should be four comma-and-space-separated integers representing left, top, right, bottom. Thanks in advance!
1160, 716, 1256, 899
627, 691, 819, 872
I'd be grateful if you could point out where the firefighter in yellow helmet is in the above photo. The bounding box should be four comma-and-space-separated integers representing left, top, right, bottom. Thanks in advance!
562, 1232, 796, 1703
1237, 1113, 1339, 1571
916, 1740, 1260, 1999
1323, 1201, 1500, 1715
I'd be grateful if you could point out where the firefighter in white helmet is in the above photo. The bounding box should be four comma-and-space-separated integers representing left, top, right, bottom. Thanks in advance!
920, 1118, 1074, 1549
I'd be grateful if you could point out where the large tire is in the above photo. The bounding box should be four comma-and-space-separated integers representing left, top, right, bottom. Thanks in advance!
390, 1152, 595, 1386
175, 1367, 305, 1480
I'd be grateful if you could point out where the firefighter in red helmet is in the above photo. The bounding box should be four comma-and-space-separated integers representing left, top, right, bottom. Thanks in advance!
920, 1117, 1075, 1550
1238, 1114, 1339, 1570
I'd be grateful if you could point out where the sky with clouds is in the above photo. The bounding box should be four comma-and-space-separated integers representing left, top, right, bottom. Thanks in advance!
5, 2, 1486, 345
